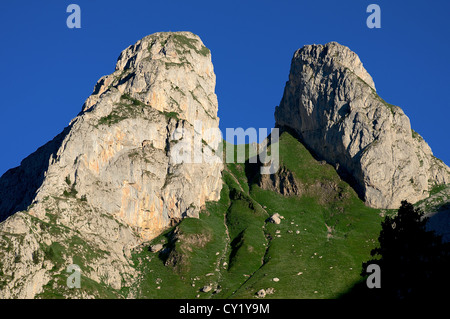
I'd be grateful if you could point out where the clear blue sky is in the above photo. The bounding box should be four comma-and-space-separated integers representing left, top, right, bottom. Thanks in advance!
0, 0, 449, 176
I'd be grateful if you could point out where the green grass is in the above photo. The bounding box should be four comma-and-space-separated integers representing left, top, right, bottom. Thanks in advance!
237, 186, 381, 298
190, 91, 201, 105
96, 94, 151, 127
6, 131, 388, 299
121, 94, 146, 106
96, 94, 180, 127
414, 183, 450, 213
429, 183, 448, 196
149, 33, 210, 58
164, 61, 192, 69
63, 186, 78, 198
371, 89, 397, 116
127, 131, 383, 299
224, 132, 382, 298
162, 111, 179, 120
36, 273, 122, 299
28, 213, 115, 298
171, 34, 210, 57
411, 129, 422, 140
43, 242, 65, 268
130, 183, 231, 299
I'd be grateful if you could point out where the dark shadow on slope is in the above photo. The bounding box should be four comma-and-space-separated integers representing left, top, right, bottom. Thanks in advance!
338, 201, 450, 301
157, 227, 186, 273
336, 278, 372, 300
244, 155, 261, 188
227, 229, 245, 271
243, 129, 280, 188
0, 124, 73, 223
426, 201, 450, 243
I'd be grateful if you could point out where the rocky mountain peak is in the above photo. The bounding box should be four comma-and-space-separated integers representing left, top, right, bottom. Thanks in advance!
82, 32, 216, 123
292, 41, 376, 91
116, 31, 210, 72
0, 31, 223, 298
276, 41, 450, 208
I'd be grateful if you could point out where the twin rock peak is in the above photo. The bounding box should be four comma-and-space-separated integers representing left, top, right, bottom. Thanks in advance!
0, 31, 448, 298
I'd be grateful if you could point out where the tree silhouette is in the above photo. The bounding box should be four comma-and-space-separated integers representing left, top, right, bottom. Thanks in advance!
360, 200, 450, 300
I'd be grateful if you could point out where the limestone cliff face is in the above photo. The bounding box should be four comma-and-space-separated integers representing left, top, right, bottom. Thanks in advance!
275, 42, 450, 209
0, 32, 223, 298
35, 31, 222, 240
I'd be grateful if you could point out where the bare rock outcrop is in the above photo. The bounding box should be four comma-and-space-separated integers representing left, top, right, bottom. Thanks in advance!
275, 42, 450, 208
0, 31, 223, 298
259, 166, 301, 196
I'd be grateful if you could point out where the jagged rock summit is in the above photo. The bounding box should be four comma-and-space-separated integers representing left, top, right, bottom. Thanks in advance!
275, 41, 450, 209
0, 31, 223, 298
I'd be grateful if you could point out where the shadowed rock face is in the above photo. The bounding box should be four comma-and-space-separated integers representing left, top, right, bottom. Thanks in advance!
0, 127, 69, 223
0, 31, 223, 298
275, 41, 450, 209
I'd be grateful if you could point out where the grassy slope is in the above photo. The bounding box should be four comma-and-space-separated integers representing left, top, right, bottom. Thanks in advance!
131, 131, 383, 299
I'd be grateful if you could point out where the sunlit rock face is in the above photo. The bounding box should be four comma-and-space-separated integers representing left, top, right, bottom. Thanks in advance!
0, 32, 223, 298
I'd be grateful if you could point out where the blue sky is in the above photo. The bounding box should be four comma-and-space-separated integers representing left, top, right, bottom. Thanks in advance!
0, 0, 449, 176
